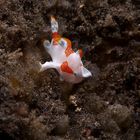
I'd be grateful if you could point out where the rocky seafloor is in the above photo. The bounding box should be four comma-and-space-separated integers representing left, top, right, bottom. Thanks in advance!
0, 0, 140, 139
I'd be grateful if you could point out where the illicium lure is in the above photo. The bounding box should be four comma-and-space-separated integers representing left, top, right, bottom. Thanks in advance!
39, 16, 92, 83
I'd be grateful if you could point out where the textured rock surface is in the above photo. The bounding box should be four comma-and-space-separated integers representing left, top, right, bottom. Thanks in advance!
0, 0, 140, 139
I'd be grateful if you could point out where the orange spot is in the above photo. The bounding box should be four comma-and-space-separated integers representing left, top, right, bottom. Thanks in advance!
52, 32, 61, 45
64, 38, 72, 47
63, 38, 74, 57
61, 61, 73, 74
65, 47, 74, 57
78, 49, 83, 58
52, 32, 60, 38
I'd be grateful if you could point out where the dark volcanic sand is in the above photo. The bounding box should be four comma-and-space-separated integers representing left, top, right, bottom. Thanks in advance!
0, 0, 140, 139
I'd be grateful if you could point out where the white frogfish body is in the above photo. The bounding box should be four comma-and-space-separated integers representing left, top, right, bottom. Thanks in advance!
39, 16, 92, 83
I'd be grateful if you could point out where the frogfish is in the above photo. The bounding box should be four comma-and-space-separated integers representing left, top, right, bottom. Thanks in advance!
39, 16, 92, 83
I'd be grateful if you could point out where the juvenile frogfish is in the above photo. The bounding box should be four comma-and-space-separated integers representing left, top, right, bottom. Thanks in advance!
39, 16, 92, 83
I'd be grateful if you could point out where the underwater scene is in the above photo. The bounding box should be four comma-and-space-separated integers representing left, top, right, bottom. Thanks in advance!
0, 0, 140, 139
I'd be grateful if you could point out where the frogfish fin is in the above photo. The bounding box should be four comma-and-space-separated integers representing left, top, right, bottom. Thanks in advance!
76, 49, 83, 58
81, 66, 92, 77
